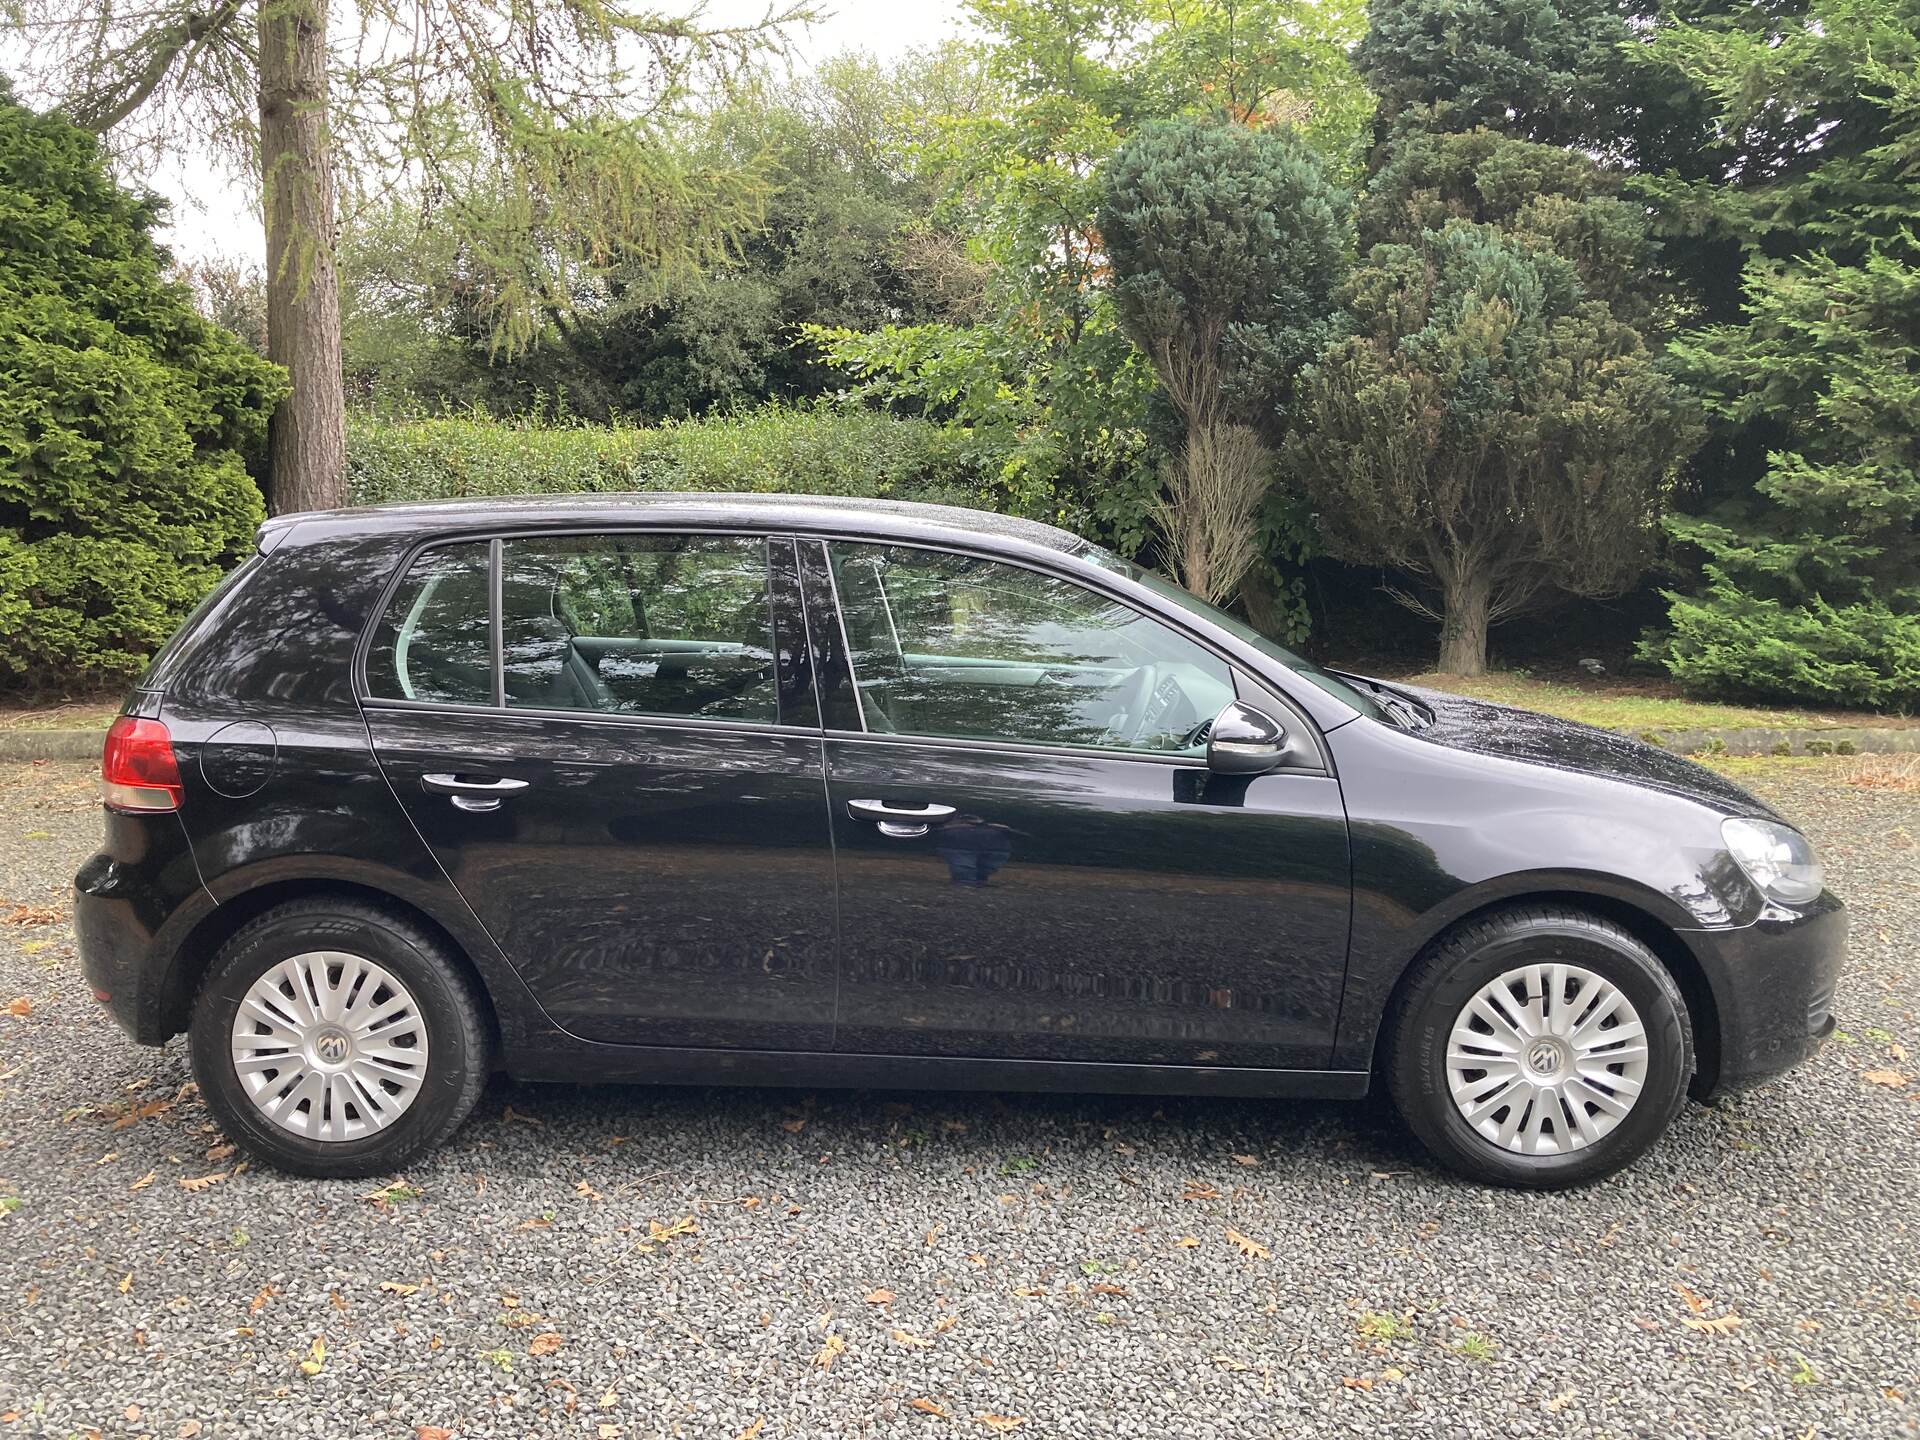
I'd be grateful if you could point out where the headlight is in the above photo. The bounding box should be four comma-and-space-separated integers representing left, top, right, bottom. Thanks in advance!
1721, 817, 1825, 905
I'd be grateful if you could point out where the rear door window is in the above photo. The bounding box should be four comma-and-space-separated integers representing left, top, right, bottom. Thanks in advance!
364, 543, 493, 705
500, 535, 778, 723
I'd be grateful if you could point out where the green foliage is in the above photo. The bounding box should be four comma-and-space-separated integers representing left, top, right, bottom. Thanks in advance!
1101, 117, 1348, 434
1356, 0, 1636, 147
1640, 2, 1920, 707
345, 405, 986, 508
0, 87, 282, 690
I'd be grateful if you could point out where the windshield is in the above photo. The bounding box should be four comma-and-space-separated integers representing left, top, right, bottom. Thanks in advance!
1083, 548, 1388, 722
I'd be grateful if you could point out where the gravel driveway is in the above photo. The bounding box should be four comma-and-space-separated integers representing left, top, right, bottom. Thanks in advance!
1, 758, 1916, 1439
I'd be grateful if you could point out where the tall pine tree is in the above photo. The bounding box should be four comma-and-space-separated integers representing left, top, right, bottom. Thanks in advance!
1638, 2, 1920, 706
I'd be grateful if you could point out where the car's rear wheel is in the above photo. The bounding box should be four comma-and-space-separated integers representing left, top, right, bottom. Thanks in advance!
189, 898, 489, 1178
1386, 905, 1693, 1188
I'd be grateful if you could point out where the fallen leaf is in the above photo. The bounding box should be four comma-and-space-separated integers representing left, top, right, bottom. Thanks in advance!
978, 1417, 1026, 1434
117, 1272, 132, 1294
124, 1405, 141, 1424
1091, 1282, 1127, 1296
1226, 1228, 1271, 1261
529, 1332, 564, 1357
179, 1171, 228, 1192
891, 1328, 933, 1348
204, 1143, 235, 1163
575, 1179, 603, 1202
379, 1281, 421, 1296
864, 1287, 895, 1305
597, 1426, 622, 1439
1674, 1284, 1708, 1314
1229, 1153, 1258, 1166
250, 1284, 279, 1314
933, 1316, 958, 1334
501, 1105, 541, 1125
1864, 1069, 1910, 1088
909, 1398, 950, 1418
129, 1171, 156, 1192
781, 1116, 808, 1133
1182, 1181, 1220, 1201
4, 998, 29, 1017
1682, 1313, 1744, 1336
1175, 1235, 1200, 1248
176, 1424, 204, 1440
735, 1423, 764, 1440
1545, 1391, 1575, 1415
298, 1335, 326, 1376
1342, 1375, 1373, 1391
1383, 1367, 1405, 1382
814, 1332, 846, 1370
414, 1428, 453, 1440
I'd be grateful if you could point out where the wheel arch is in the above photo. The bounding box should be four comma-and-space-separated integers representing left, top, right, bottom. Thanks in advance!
157, 876, 511, 1057
1365, 888, 1723, 1097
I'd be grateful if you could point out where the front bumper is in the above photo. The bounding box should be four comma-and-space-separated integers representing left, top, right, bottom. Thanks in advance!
1682, 892, 1847, 1097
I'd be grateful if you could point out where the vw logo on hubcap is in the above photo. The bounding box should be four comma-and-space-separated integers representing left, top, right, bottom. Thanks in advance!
1527, 1041, 1560, 1076
314, 1030, 351, 1064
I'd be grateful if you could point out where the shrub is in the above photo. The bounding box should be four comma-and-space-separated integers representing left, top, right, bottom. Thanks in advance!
345, 404, 989, 507
0, 83, 283, 692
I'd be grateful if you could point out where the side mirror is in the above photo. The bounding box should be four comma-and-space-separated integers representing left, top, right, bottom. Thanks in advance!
1205, 701, 1289, 775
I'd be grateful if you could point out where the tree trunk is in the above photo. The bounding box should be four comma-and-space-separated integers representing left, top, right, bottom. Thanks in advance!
258, 0, 344, 515
1435, 570, 1492, 676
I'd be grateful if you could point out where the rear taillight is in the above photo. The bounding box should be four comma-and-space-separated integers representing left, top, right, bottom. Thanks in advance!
101, 715, 184, 813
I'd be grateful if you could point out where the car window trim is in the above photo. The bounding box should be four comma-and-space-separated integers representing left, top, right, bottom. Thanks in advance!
354, 526, 817, 734
813, 535, 1328, 771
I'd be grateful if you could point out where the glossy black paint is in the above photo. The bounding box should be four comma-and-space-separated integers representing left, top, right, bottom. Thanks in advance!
74, 493, 1844, 1106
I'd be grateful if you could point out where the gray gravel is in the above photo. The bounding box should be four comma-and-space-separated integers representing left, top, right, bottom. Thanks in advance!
1, 758, 1916, 1439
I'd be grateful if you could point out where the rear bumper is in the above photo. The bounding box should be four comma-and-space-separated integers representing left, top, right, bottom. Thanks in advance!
1683, 893, 1847, 1097
74, 810, 214, 1045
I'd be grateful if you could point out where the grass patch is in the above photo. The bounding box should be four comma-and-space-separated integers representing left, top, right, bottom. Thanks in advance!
1382, 670, 1915, 735
0, 699, 121, 732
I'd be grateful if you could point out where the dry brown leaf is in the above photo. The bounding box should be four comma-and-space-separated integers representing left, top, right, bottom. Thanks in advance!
4, 998, 29, 1017
250, 1284, 280, 1314
735, 1422, 764, 1440
124, 1405, 141, 1423
1681, 1313, 1743, 1336
501, 1105, 541, 1125
3, 905, 63, 926
1673, 1284, 1708, 1314
1864, 1069, 1910, 1088
129, 1171, 155, 1192
909, 1398, 950, 1418
814, 1332, 846, 1370
379, 1281, 420, 1296
117, 1271, 132, 1294
598, 1426, 622, 1440
932, 1316, 958, 1334
204, 1143, 235, 1163
1091, 1282, 1127, 1296
414, 1428, 454, 1440
1182, 1181, 1220, 1201
179, 1171, 227, 1193
575, 1179, 603, 1203
1342, 1375, 1373, 1391
1545, 1391, 1575, 1415
1175, 1235, 1200, 1248
781, 1116, 808, 1133
177, 1422, 204, 1439
966, 1253, 988, 1267
1226, 1228, 1271, 1261
978, 1417, 1026, 1434
891, 1327, 933, 1348
529, 1332, 564, 1357
864, 1288, 895, 1305
1229, 1153, 1258, 1166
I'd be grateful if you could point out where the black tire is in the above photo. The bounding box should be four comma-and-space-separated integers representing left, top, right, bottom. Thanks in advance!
189, 898, 490, 1179
1385, 904, 1693, 1189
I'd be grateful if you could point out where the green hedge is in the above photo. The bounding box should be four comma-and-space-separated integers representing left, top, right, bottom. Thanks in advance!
346, 405, 990, 507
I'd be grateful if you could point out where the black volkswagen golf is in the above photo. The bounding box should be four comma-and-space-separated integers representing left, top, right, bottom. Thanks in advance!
74, 494, 1844, 1187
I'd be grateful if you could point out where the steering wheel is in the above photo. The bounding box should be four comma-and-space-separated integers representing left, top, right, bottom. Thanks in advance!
1104, 663, 1160, 744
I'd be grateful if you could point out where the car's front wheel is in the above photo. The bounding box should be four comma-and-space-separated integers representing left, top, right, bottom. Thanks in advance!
1386, 905, 1694, 1188
189, 898, 489, 1178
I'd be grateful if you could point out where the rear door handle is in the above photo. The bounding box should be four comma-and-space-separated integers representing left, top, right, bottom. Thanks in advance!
847, 797, 956, 838
422, 773, 529, 812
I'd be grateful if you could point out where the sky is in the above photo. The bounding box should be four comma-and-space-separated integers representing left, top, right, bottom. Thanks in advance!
87, 0, 971, 263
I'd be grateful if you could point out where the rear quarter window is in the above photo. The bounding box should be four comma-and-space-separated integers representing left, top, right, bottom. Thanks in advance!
139, 557, 262, 690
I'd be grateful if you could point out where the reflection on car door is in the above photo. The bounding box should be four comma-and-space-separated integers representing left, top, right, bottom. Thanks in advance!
802, 540, 1352, 1071
363, 533, 839, 1051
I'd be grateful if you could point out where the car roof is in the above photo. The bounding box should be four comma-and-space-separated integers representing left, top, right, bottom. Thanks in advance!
262, 492, 1095, 560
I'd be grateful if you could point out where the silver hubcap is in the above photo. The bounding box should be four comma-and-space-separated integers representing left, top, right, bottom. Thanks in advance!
229, 952, 430, 1142
1446, 963, 1649, 1155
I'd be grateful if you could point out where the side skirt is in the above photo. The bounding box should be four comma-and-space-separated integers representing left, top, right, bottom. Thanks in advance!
505, 1040, 1371, 1101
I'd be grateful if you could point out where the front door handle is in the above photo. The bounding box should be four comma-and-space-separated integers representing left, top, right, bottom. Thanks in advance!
422, 773, 529, 812
847, 797, 956, 839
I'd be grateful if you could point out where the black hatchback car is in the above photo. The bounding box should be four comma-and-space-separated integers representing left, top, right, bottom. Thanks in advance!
75, 494, 1844, 1187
